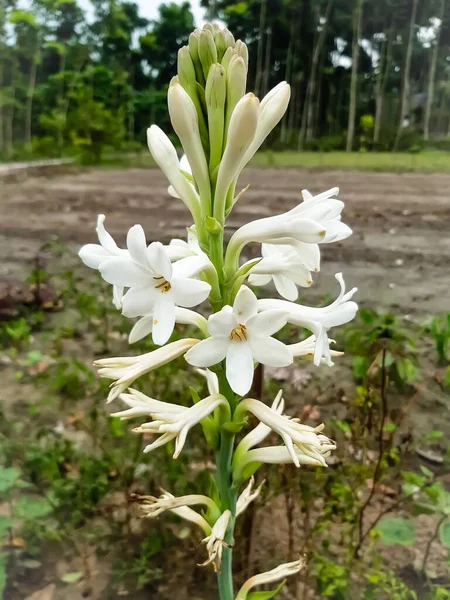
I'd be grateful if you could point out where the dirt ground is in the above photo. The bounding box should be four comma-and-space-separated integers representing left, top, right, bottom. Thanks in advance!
1, 165, 450, 599
1, 165, 450, 316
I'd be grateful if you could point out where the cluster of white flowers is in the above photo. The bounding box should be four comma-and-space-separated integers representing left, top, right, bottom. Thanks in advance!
79, 22, 357, 599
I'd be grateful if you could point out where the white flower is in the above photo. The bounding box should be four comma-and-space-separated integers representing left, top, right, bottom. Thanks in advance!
234, 390, 285, 457
236, 476, 265, 517
147, 125, 200, 217
257, 273, 358, 366
235, 397, 332, 468
128, 307, 208, 344
95, 338, 199, 403
99, 227, 211, 345
137, 488, 219, 520
289, 334, 344, 363
199, 510, 232, 572
111, 388, 188, 419
239, 443, 336, 469
134, 394, 227, 458
196, 368, 219, 395
185, 286, 292, 396
78, 214, 126, 309
236, 557, 305, 600
248, 244, 313, 301
167, 154, 194, 200
136, 490, 212, 535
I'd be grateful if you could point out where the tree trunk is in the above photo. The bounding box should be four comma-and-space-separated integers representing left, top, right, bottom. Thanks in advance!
346, 0, 363, 152
298, 0, 333, 150
25, 36, 40, 153
424, 0, 445, 141
261, 25, 272, 99
374, 26, 394, 145
280, 13, 296, 144
254, 0, 267, 97
393, 0, 419, 151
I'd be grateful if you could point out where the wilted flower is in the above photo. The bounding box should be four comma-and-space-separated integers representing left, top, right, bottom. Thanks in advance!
95, 339, 199, 402
236, 557, 306, 599
134, 394, 228, 458
199, 510, 233, 572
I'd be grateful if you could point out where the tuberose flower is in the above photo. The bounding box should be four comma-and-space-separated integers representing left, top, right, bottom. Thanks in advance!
137, 488, 220, 520
236, 557, 305, 600
99, 228, 211, 345
134, 394, 228, 457
111, 388, 188, 420
136, 490, 212, 535
185, 286, 292, 396
235, 397, 333, 467
257, 273, 358, 366
236, 476, 265, 517
95, 338, 199, 402
78, 214, 126, 309
199, 510, 232, 572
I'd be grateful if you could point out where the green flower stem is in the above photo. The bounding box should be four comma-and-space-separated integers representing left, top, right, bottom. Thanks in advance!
216, 429, 237, 600
216, 370, 237, 600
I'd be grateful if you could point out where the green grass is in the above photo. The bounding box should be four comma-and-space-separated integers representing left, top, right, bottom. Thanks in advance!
250, 150, 450, 173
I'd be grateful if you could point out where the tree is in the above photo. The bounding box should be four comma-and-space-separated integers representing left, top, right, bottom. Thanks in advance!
424, 0, 446, 140
346, 0, 363, 151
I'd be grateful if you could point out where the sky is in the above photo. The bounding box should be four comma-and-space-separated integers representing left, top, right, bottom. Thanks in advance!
76, 0, 207, 25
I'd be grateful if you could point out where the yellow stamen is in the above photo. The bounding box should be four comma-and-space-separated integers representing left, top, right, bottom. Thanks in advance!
230, 324, 247, 342
153, 276, 171, 293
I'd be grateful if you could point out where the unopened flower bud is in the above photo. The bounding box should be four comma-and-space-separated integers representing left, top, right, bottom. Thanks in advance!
214, 93, 259, 221
178, 45, 197, 90
214, 30, 227, 61
225, 56, 247, 136
177, 46, 209, 149
188, 30, 205, 86
168, 82, 211, 213
198, 29, 218, 81
205, 63, 226, 173
234, 39, 248, 70
221, 46, 236, 71
223, 28, 235, 48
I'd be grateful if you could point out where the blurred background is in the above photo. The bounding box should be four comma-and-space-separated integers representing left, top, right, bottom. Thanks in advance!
1, 2, 450, 600
0, 0, 449, 163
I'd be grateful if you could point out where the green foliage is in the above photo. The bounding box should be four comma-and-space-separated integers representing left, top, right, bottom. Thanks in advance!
425, 314, 450, 364
363, 569, 417, 599
312, 554, 349, 598
247, 581, 286, 600
375, 517, 416, 546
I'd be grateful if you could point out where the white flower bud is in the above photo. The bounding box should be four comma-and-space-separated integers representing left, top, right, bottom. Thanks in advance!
168, 82, 211, 212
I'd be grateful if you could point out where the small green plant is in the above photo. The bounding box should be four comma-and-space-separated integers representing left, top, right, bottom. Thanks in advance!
425, 314, 450, 364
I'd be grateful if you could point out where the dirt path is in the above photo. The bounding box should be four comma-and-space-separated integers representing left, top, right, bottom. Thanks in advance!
1, 166, 450, 315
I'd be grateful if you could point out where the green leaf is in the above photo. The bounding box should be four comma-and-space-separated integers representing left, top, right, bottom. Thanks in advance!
439, 518, 450, 549
375, 517, 416, 546
0, 554, 7, 599
420, 466, 434, 478
15, 496, 54, 520
0, 516, 11, 541
60, 571, 83, 583
247, 580, 286, 600
0, 467, 25, 493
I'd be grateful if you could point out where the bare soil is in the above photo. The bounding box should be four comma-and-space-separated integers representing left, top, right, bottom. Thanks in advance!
1, 166, 450, 315
1, 166, 450, 599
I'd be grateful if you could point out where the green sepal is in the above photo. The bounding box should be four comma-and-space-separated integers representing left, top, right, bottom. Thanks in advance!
222, 419, 247, 434
205, 216, 223, 235
233, 461, 263, 486
189, 386, 202, 404
247, 581, 286, 600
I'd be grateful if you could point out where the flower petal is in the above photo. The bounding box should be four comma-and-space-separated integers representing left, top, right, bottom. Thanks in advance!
127, 224, 148, 265
99, 256, 149, 287
152, 293, 176, 346
171, 278, 211, 308
249, 336, 293, 367
96, 214, 119, 254
79, 244, 110, 269
172, 255, 209, 278
147, 242, 172, 280
233, 286, 258, 324
226, 342, 254, 396
273, 274, 299, 301
247, 309, 287, 337
185, 337, 229, 367
248, 273, 271, 286
122, 286, 157, 318
208, 310, 237, 337
129, 315, 154, 344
